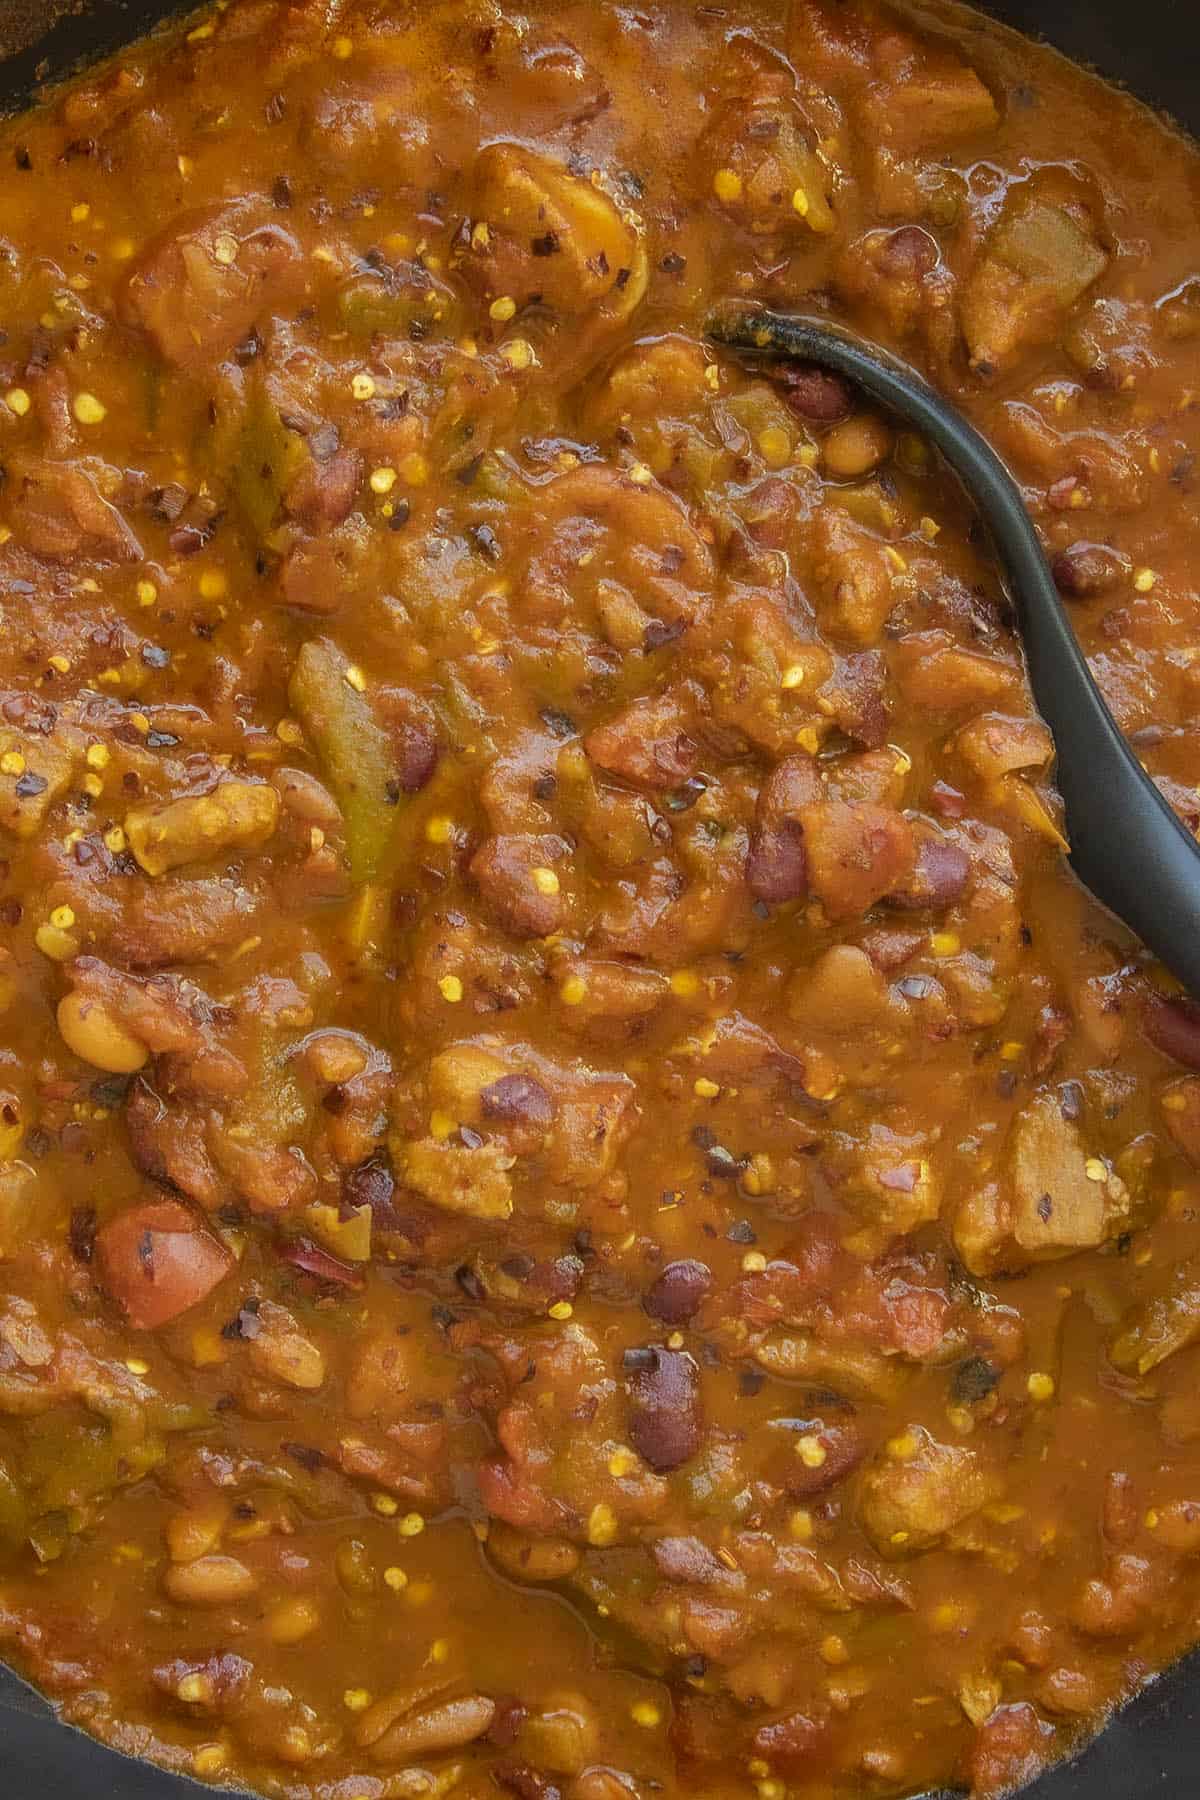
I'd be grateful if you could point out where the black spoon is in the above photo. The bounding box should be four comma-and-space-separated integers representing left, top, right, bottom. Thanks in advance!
708, 306, 1200, 997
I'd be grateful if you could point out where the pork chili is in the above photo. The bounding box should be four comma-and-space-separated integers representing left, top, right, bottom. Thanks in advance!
1, 0, 1200, 1795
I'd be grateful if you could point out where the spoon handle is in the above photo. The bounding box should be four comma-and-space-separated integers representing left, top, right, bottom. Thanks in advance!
709, 309, 1200, 997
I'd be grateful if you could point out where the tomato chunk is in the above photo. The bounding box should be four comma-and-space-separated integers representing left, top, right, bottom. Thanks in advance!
96, 1200, 234, 1330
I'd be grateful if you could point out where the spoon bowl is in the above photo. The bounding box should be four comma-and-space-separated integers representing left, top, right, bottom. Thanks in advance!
708, 307, 1200, 996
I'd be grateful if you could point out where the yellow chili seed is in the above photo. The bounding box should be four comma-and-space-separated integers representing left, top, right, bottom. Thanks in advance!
587, 1502, 617, 1547
547, 1300, 573, 1320
344, 664, 367, 692
5, 388, 31, 417
560, 974, 587, 1006
499, 337, 534, 370
383, 1565, 408, 1591
630, 1701, 662, 1729
713, 168, 743, 202
758, 425, 791, 467
1027, 1372, 1056, 1402
73, 391, 107, 425
489, 295, 517, 322
86, 743, 110, 769
398, 1512, 425, 1538
531, 866, 560, 896
693, 1077, 721, 1099
438, 975, 464, 1003
351, 372, 376, 400
343, 1688, 372, 1711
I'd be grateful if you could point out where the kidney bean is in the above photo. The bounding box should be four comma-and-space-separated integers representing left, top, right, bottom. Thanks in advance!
752, 1706, 834, 1773
1051, 541, 1130, 598
644, 1258, 712, 1326
782, 1420, 866, 1497
929, 779, 966, 819
494, 1765, 564, 1800
878, 223, 939, 277
887, 833, 970, 911
779, 362, 854, 424
862, 926, 925, 972
626, 1346, 702, 1471
393, 720, 440, 793
1144, 994, 1200, 1070
278, 1236, 364, 1287
481, 1072, 556, 1125
652, 1535, 733, 1586
747, 819, 808, 904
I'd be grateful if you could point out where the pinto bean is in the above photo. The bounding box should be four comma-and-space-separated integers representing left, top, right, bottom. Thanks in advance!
800, 801, 915, 920
162, 1554, 258, 1607
247, 1300, 326, 1390
488, 1522, 581, 1583
359, 1688, 497, 1762
164, 1500, 229, 1564
584, 693, 699, 791
57, 991, 148, 1074
644, 1258, 712, 1326
625, 1345, 702, 1471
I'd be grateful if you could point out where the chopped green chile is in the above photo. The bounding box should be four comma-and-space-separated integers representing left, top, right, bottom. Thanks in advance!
234, 377, 309, 539
288, 637, 400, 883
0, 0, 1196, 1797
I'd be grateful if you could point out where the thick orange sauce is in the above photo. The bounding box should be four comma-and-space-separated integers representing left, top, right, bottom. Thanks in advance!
0, 2, 1197, 1796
